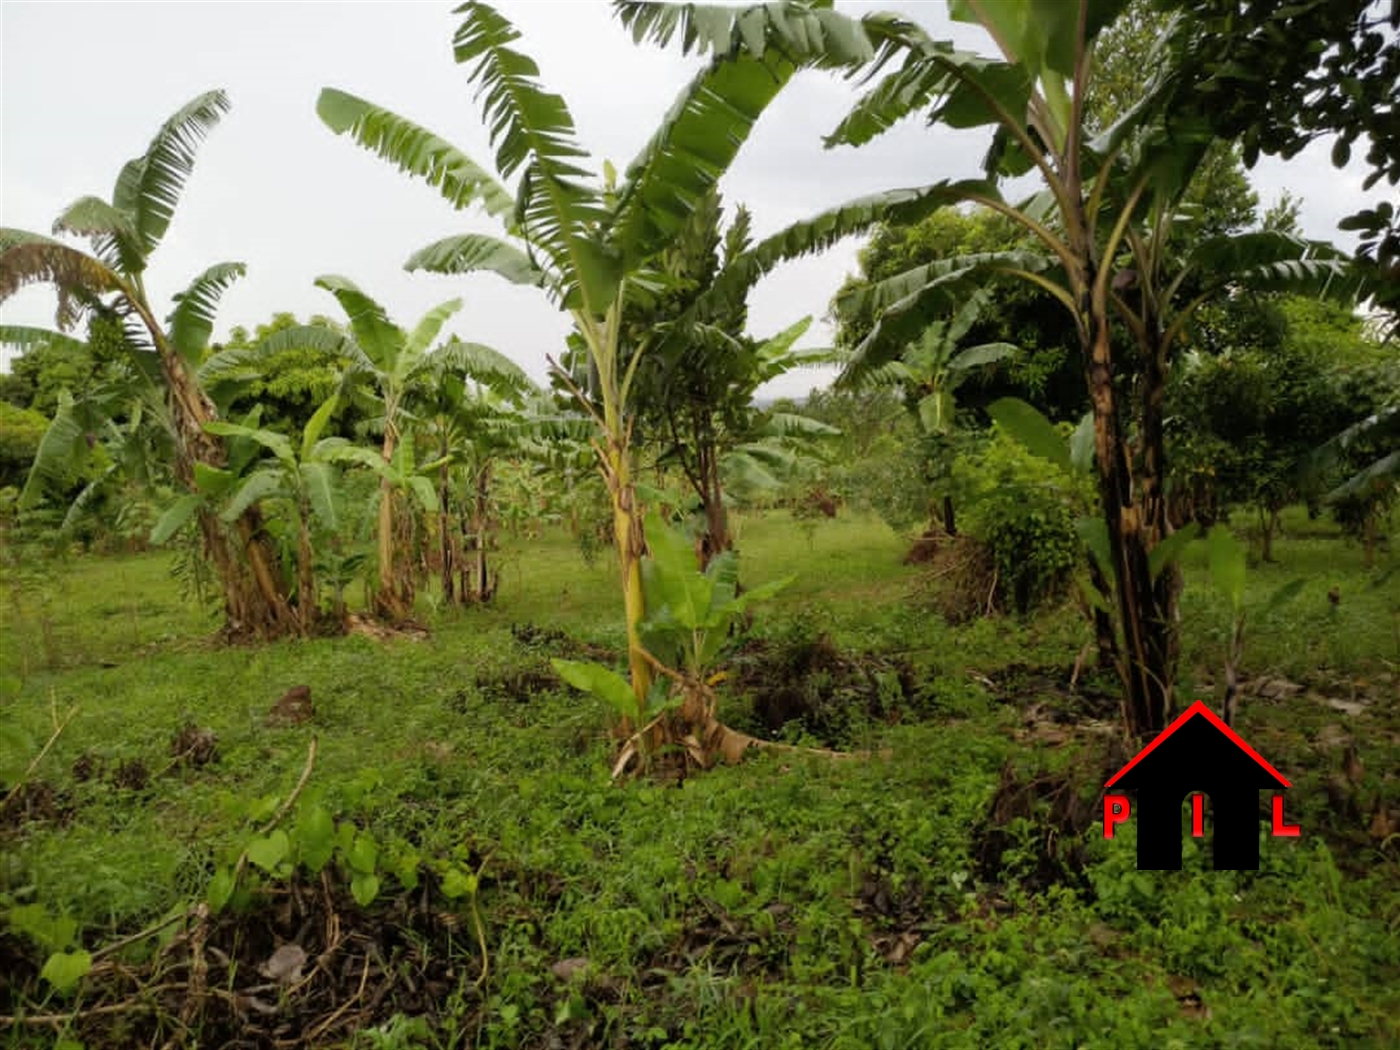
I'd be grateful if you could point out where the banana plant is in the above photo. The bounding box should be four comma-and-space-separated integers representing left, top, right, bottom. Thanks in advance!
0, 91, 299, 638
813, 0, 1364, 738
638, 310, 842, 567
191, 396, 350, 634
317, 429, 447, 617
553, 509, 791, 776
148, 401, 272, 545
1309, 405, 1399, 567
611, 189, 839, 568
842, 289, 1017, 536
1203, 526, 1304, 728
11, 335, 173, 533
250, 276, 517, 620
506, 406, 612, 546
413, 343, 534, 605
719, 408, 840, 510
316, 0, 882, 730
1313, 406, 1400, 499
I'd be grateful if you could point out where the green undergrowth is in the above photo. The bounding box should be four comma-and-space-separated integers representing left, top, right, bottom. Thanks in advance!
1, 510, 1398, 1048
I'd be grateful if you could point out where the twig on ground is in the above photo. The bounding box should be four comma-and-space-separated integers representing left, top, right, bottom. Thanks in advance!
304, 951, 371, 1042
1, 691, 78, 810
257, 736, 319, 836
0, 984, 187, 1028
91, 911, 189, 964
470, 857, 491, 989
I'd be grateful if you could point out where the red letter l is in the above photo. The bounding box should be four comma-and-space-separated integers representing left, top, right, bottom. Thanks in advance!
1271, 795, 1301, 837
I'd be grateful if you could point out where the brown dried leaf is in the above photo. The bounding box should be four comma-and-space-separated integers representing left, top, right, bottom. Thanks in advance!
260, 942, 308, 985
611, 742, 637, 781
1370, 803, 1395, 841
884, 931, 921, 965
681, 733, 708, 769
267, 685, 313, 727
550, 957, 590, 982
1343, 744, 1366, 787
712, 723, 759, 765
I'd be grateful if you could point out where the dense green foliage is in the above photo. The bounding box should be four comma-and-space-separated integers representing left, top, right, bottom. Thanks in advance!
2, 512, 1397, 1047
950, 428, 1085, 614
834, 209, 1088, 427
0, 1, 1397, 1045
1168, 0, 1400, 332
0, 402, 49, 490
0, 331, 99, 418
209, 314, 355, 438
1166, 297, 1397, 550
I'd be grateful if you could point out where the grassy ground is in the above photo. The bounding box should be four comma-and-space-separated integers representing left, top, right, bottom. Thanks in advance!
1, 508, 1398, 1049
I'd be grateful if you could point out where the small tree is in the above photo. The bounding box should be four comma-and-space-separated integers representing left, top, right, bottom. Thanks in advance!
840, 289, 1017, 537
0, 92, 299, 637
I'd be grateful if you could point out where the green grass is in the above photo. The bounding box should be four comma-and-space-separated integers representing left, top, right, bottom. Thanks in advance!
1175, 505, 1399, 682
1, 508, 1398, 1048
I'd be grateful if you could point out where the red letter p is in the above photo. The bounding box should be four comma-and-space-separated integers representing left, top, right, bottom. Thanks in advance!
1103, 794, 1131, 838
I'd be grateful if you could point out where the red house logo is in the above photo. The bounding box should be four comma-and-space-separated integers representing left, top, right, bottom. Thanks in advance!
1103, 701, 1300, 870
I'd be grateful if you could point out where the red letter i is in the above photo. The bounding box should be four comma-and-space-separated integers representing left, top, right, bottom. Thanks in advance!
1192, 794, 1205, 837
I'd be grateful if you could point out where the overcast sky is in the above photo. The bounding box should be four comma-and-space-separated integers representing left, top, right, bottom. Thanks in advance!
0, 1, 1373, 400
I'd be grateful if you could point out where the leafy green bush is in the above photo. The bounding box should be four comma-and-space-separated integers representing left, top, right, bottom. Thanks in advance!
839, 437, 934, 535
952, 427, 1082, 613
0, 402, 49, 490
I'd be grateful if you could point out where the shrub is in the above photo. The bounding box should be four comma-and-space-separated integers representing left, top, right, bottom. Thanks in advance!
952, 427, 1081, 614
910, 531, 999, 623
836, 437, 932, 535
0, 402, 48, 489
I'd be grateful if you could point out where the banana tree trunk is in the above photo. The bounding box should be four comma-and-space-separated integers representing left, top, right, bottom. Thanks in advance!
1082, 289, 1174, 740
458, 510, 472, 602
296, 509, 316, 635
1137, 324, 1182, 726
700, 496, 731, 571
471, 461, 494, 603
1260, 506, 1279, 563
158, 338, 296, 639
697, 442, 731, 571
195, 508, 257, 632
233, 511, 295, 631
374, 428, 408, 621
1087, 556, 1118, 670
605, 439, 652, 730
439, 459, 458, 606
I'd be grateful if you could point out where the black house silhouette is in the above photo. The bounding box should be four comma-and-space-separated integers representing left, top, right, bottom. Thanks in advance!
1106, 701, 1291, 870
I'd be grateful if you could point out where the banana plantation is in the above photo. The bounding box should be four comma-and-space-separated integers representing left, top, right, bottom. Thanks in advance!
1, 1, 1397, 1047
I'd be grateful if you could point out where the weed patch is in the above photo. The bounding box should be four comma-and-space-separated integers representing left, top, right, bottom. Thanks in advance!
727, 631, 919, 748
0, 781, 72, 834
2, 871, 482, 1049
1, 514, 1398, 1047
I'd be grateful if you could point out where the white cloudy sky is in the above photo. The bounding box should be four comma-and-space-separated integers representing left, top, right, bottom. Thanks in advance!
0, 1, 1372, 400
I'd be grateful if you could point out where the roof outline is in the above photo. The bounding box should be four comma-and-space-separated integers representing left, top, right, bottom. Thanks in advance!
1105, 700, 1291, 789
